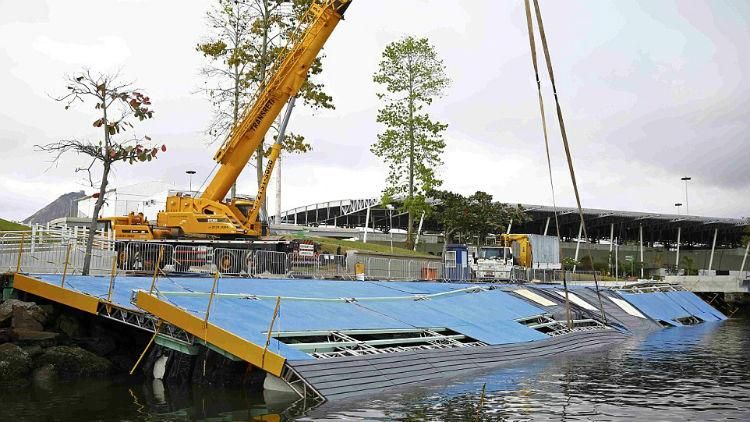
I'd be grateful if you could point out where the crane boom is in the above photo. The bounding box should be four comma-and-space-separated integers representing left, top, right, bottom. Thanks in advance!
202, 0, 350, 202
148, 0, 351, 239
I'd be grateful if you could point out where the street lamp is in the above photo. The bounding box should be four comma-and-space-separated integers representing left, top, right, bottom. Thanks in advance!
680, 176, 691, 215
674, 203, 682, 216
186, 170, 196, 193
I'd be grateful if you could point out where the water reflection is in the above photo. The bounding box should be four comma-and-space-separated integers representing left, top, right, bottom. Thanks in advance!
1, 320, 748, 421
0, 376, 297, 421
305, 319, 750, 421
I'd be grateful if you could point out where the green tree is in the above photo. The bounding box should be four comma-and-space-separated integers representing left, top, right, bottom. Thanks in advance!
372, 36, 451, 247
37, 71, 162, 275
429, 190, 525, 252
741, 226, 750, 247
197, 0, 333, 205
562, 257, 579, 271
681, 255, 697, 275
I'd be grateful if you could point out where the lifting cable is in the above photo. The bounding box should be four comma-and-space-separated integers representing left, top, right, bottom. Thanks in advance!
524, 0, 608, 324
523, 0, 572, 329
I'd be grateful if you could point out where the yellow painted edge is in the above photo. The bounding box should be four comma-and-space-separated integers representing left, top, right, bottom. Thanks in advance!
134, 290, 286, 376
13, 273, 100, 315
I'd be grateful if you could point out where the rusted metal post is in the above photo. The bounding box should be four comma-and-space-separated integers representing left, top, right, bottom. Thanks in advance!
204, 271, 220, 327
60, 243, 72, 288
148, 246, 164, 295
107, 255, 117, 302
262, 296, 282, 367
129, 320, 161, 375
15, 232, 26, 273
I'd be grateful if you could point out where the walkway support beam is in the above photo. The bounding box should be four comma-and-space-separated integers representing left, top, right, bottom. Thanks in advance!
608, 223, 614, 274
639, 225, 644, 278
675, 226, 682, 270
572, 220, 583, 274
363, 206, 370, 243
708, 227, 718, 272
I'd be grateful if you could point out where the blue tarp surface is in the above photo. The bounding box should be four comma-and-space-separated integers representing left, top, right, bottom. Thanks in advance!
616, 290, 725, 325
664, 291, 726, 321
30, 275, 725, 360
31, 275, 547, 359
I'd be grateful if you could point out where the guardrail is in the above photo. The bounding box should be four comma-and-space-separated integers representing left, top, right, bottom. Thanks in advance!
6, 232, 605, 284
0, 240, 116, 276
360, 256, 443, 281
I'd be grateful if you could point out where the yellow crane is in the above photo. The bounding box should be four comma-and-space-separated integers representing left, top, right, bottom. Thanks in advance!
104, 1, 351, 243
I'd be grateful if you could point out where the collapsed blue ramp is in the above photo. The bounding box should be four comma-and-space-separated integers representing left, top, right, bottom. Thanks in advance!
617, 290, 725, 326
664, 291, 726, 321
31, 275, 551, 359
617, 292, 690, 326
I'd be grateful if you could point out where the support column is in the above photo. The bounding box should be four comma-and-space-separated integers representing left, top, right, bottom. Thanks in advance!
708, 227, 718, 272
740, 240, 749, 274
413, 211, 425, 251
615, 239, 619, 280
506, 219, 513, 234
639, 224, 644, 278
675, 226, 681, 270
543, 217, 550, 236
608, 223, 614, 275
572, 220, 583, 274
363, 206, 371, 243
30, 224, 36, 254
275, 155, 281, 224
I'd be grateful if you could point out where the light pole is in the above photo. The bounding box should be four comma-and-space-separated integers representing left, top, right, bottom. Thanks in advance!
680, 176, 691, 215
674, 202, 682, 216
186, 170, 196, 193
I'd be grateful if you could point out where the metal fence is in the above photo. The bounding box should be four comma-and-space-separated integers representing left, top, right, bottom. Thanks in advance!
510, 268, 610, 285
0, 228, 116, 276
360, 256, 443, 281
5, 228, 609, 283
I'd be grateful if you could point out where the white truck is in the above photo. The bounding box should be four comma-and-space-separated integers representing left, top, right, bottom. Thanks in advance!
469, 245, 515, 280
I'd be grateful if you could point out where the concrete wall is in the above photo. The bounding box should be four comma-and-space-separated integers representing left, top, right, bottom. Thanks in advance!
344, 238, 748, 273
665, 275, 750, 293
559, 242, 748, 273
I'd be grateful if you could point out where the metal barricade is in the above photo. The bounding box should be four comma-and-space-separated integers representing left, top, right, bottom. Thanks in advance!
316, 254, 347, 279
173, 245, 214, 274
253, 250, 289, 277
288, 253, 318, 278
213, 247, 253, 276
364, 257, 390, 280
114, 242, 173, 274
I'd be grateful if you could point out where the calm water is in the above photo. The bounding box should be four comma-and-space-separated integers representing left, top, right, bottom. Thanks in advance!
2, 319, 749, 421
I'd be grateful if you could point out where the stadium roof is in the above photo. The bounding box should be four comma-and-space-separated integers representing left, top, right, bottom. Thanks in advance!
279, 199, 749, 247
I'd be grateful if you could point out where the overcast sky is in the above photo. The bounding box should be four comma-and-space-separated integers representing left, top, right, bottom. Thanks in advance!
1, 0, 748, 221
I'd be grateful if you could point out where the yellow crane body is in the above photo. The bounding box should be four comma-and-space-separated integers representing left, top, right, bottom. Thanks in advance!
107, 1, 351, 241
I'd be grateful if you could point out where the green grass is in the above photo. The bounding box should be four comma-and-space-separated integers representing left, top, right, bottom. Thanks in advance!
0, 218, 29, 231
294, 234, 436, 258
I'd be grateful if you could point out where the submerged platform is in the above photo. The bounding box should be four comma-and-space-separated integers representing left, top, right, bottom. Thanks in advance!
10, 273, 726, 402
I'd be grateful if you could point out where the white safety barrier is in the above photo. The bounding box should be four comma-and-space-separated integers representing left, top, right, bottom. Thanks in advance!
253, 250, 289, 277
358, 256, 443, 281
172, 245, 213, 274
115, 242, 173, 273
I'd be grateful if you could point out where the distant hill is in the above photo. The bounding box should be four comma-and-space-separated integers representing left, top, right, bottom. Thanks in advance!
0, 218, 29, 231
22, 191, 86, 226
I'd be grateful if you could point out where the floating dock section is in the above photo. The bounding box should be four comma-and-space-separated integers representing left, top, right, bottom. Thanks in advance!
9, 273, 725, 403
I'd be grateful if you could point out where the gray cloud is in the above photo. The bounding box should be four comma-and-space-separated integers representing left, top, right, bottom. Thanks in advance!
0, 0, 748, 221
